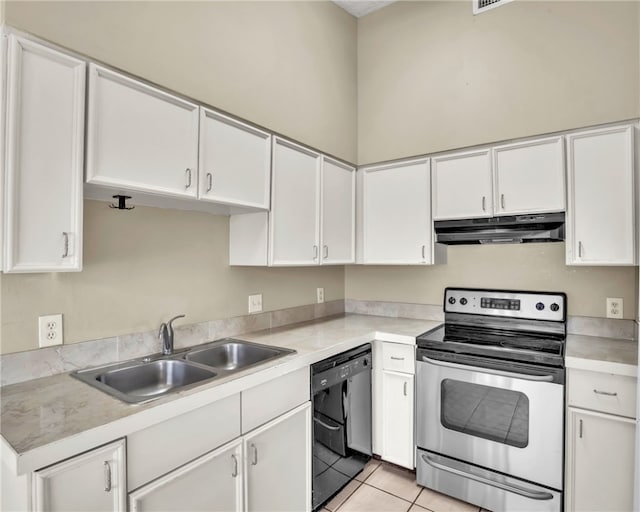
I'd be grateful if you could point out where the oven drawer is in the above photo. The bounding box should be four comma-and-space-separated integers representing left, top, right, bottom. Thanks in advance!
567, 369, 637, 419
381, 342, 414, 374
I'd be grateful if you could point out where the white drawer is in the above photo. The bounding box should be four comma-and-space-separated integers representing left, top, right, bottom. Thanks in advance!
242, 366, 310, 433
568, 368, 637, 419
381, 342, 415, 374
127, 393, 241, 490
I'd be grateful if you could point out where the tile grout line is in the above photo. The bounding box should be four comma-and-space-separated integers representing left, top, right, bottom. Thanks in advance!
334, 460, 382, 512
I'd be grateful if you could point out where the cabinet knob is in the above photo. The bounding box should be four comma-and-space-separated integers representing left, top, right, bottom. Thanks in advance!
103, 461, 112, 492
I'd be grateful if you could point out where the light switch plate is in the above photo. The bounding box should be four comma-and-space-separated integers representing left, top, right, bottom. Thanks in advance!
38, 314, 63, 347
248, 294, 263, 314
606, 298, 623, 319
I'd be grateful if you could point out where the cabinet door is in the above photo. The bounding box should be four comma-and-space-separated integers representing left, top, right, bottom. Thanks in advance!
432, 149, 492, 220
269, 138, 320, 266
129, 439, 243, 512
567, 125, 636, 265
362, 159, 432, 264
86, 64, 199, 199
493, 136, 565, 216
33, 439, 126, 512
566, 408, 636, 512
199, 108, 271, 209
381, 371, 414, 469
244, 402, 311, 512
321, 157, 355, 264
4, 35, 84, 272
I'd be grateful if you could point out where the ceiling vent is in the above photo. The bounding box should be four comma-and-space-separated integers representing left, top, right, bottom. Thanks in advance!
473, 0, 512, 15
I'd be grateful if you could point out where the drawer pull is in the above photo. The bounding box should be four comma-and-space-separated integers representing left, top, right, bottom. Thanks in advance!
579, 419, 583, 439
251, 443, 258, 466
185, 168, 192, 189
104, 461, 112, 492
323, 245, 329, 259
390, 356, 405, 361
313, 245, 318, 261
482, 196, 486, 212
206, 172, 213, 192
501, 194, 506, 209
62, 232, 70, 258
593, 389, 618, 397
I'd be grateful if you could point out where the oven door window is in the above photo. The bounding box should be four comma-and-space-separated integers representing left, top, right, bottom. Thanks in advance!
441, 379, 529, 448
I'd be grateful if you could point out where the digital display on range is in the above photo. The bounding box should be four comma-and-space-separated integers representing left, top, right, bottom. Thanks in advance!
480, 298, 520, 311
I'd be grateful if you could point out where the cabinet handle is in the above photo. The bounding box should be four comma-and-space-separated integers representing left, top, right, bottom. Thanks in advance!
421, 245, 426, 259
185, 168, 192, 189
250, 443, 258, 466
501, 194, 505, 210
103, 461, 112, 492
390, 356, 405, 361
206, 172, 213, 192
578, 241, 583, 258
579, 419, 583, 439
482, 196, 486, 212
313, 245, 318, 261
593, 389, 618, 397
403, 381, 408, 396
62, 232, 69, 258
323, 245, 328, 259
231, 453, 238, 477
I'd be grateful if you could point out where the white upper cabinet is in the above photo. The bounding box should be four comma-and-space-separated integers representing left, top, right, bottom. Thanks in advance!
198, 108, 271, 209
269, 138, 321, 266
86, 64, 199, 199
361, 159, 436, 264
321, 157, 355, 264
493, 136, 565, 216
432, 149, 492, 220
566, 125, 636, 265
3, 35, 85, 272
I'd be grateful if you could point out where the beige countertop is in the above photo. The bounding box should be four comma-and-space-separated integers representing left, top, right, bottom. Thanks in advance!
565, 333, 638, 377
0, 314, 437, 475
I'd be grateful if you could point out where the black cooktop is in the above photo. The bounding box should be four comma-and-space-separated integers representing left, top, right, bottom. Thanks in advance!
417, 323, 566, 367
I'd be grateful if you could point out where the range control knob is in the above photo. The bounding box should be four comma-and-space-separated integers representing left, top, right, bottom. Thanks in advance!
460, 298, 468, 306
448, 297, 456, 305
535, 302, 545, 311
550, 303, 560, 312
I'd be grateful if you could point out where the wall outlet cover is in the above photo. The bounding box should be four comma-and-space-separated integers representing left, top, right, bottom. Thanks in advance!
606, 298, 623, 319
317, 287, 324, 304
248, 294, 263, 314
38, 314, 63, 347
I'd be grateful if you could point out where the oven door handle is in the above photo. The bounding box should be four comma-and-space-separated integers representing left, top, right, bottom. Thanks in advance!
421, 454, 554, 501
419, 355, 555, 382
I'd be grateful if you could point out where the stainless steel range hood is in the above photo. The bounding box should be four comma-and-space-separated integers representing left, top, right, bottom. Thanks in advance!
434, 212, 565, 245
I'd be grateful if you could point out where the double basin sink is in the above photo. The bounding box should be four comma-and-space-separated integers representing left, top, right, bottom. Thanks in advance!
72, 339, 295, 404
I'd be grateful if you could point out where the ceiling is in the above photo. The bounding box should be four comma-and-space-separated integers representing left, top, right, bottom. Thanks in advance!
332, 1, 396, 18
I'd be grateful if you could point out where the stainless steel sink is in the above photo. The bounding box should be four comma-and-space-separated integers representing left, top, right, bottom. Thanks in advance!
185, 339, 295, 371
71, 339, 295, 404
72, 358, 217, 404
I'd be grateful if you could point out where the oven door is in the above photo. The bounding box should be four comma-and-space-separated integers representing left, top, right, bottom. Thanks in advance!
416, 349, 564, 491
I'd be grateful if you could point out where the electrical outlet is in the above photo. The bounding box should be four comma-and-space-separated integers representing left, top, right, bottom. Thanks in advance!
606, 298, 623, 319
38, 314, 63, 347
248, 294, 263, 314
317, 287, 324, 304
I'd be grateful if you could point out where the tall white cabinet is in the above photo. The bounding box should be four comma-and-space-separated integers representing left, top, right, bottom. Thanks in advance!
3, 34, 85, 272
566, 124, 636, 265
86, 64, 199, 199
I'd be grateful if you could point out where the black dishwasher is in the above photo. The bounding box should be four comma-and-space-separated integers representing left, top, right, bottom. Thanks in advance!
311, 344, 372, 510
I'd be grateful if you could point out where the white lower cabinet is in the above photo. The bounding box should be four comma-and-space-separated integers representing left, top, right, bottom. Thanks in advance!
33, 439, 126, 512
566, 408, 636, 512
244, 402, 312, 512
129, 439, 243, 512
381, 370, 414, 469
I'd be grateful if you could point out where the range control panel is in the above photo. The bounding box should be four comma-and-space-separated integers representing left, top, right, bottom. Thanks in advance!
444, 288, 566, 322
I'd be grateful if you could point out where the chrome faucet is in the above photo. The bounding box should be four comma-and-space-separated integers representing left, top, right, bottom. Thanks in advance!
159, 315, 185, 356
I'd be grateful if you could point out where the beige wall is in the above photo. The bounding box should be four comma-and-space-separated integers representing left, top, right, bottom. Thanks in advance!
1, 201, 345, 354
357, 1, 640, 164
5, 0, 357, 163
346, 244, 639, 320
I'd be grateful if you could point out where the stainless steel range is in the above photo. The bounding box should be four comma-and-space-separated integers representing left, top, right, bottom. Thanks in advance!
415, 288, 567, 512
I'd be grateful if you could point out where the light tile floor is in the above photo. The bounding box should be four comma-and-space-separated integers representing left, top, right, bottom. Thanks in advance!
321, 459, 490, 512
